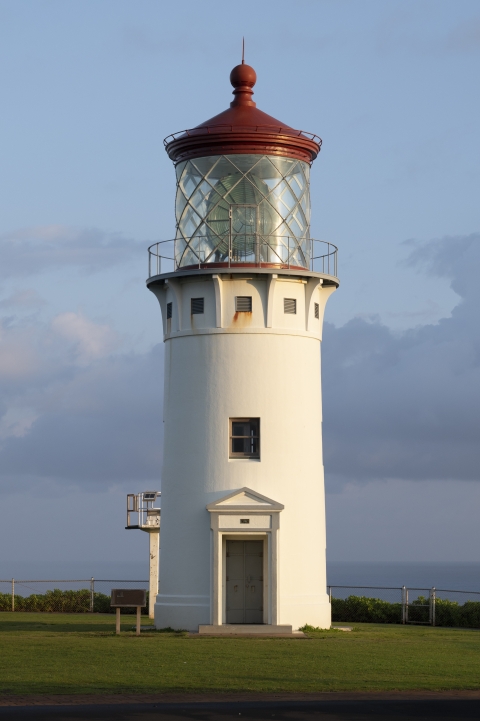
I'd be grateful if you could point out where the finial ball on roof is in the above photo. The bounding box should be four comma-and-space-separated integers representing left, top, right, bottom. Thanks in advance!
230, 63, 257, 89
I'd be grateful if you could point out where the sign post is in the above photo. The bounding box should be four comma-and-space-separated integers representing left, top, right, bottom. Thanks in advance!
111, 589, 147, 636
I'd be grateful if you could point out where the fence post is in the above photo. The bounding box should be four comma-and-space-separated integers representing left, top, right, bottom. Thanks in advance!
90, 577, 94, 613
402, 586, 406, 624
11, 578, 14, 612
430, 587, 436, 627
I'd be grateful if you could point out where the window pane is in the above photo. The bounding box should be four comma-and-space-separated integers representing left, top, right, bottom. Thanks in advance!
232, 438, 245, 454
232, 422, 246, 436
249, 419, 259, 435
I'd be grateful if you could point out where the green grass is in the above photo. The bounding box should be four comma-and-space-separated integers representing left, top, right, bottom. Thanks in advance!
1, 612, 480, 695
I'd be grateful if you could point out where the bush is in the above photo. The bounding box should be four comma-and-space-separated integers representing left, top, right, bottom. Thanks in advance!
332, 595, 402, 624
331, 594, 480, 629
1, 589, 150, 614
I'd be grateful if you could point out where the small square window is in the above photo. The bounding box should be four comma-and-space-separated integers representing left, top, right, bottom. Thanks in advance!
191, 297, 204, 314
230, 418, 260, 459
235, 296, 252, 312
284, 298, 296, 314
314, 302, 319, 319
166, 302, 173, 319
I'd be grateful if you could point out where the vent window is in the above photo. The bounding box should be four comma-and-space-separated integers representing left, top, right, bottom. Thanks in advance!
230, 418, 260, 459
284, 298, 297, 314
191, 297, 204, 315
166, 302, 173, 319
314, 302, 319, 319
235, 296, 252, 312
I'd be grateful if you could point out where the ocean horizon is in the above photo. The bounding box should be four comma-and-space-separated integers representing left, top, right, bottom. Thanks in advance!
2, 560, 480, 594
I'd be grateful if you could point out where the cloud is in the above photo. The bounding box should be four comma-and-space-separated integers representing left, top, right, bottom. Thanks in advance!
0, 289, 46, 309
0, 225, 146, 278
323, 233, 480, 485
0, 310, 164, 492
1, 233, 478, 497
51, 312, 120, 364
0, 348, 164, 490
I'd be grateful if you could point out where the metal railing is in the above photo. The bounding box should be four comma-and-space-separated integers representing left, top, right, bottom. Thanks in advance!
328, 585, 480, 628
163, 125, 322, 146
3, 579, 480, 627
147, 236, 338, 278
0, 579, 148, 614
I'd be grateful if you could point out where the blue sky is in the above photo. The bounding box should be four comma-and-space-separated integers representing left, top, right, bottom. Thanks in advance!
1, 0, 479, 575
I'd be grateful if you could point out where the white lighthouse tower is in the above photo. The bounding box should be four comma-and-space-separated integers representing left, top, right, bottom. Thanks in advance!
147, 61, 338, 632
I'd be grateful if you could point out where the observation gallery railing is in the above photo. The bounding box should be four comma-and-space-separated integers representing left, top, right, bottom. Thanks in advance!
147, 236, 338, 278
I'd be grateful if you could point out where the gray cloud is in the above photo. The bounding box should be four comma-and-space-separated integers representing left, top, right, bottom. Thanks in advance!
0, 226, 146, 278
1, 234, 478, 495
323, 233, 480, 485
0, 309, 164, 492
0, 348, 164, 489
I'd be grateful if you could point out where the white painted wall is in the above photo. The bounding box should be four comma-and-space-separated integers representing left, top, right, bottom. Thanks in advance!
149, 270, 336, 630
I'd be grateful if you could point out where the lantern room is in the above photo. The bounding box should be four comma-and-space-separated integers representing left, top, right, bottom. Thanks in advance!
150, 62, 336, 278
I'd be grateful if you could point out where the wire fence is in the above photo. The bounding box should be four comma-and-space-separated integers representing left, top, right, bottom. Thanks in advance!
0, 579, 149, 614
328, 585, 480, 628
2, 579, 480, 628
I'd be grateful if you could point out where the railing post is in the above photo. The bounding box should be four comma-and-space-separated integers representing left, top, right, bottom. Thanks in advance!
90, 577, 95, 613
11, 578, 14, 612
402, 585, 406, 624
228, 210, 232, 268
405, 588, 409, 624
430, 587, 436, 627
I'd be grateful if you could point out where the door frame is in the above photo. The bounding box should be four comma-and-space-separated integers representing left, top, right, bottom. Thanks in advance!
206, 487, 283, 626
229, 204, 259, 263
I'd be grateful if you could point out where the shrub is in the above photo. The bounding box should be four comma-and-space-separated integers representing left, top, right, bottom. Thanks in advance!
332, 595, 402, 624
1, 589, 149, 614
330, 594, 480, 629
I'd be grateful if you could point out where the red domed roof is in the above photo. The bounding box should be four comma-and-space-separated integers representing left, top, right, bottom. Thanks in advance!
164, 63, 321, 164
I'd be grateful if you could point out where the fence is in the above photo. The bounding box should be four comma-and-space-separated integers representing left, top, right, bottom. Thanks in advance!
147, 237, 338, 277
2, 579, 480, 628
0, 579, 149, 614
328, 585, 480, 628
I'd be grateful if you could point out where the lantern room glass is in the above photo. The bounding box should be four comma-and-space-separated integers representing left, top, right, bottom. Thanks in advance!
174, 154, 311, 269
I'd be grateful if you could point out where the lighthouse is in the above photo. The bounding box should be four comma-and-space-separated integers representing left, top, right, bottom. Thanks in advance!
147, 61, 338, 632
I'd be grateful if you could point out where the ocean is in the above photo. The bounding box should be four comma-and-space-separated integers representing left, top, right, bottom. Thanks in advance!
2, 560, 480, 593
327, 561, 480, 594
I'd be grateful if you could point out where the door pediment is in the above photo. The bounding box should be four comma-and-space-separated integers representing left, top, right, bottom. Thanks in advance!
207, 487, 284, 513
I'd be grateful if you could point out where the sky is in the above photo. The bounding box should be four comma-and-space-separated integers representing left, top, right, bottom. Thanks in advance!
1, 0, 479, 578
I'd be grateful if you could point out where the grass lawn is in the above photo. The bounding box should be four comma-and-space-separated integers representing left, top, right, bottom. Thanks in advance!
1, 612, 479, 695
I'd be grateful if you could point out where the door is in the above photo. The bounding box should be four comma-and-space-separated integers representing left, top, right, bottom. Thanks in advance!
229, 204, 257, 262
226, 540, 263, 624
